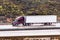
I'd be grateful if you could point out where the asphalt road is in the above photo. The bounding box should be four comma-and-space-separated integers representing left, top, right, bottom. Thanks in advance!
0, 23, 60, 31
0, 23, 60, 37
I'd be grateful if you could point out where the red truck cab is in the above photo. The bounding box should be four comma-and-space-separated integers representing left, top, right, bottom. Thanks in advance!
12, 16, 25, 26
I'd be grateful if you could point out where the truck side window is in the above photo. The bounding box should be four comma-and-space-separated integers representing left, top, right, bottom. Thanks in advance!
18, 19, 20, 22
17, 16, 24, 22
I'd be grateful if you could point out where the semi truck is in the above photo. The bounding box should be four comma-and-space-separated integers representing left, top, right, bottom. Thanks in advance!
12, 15, 57, 26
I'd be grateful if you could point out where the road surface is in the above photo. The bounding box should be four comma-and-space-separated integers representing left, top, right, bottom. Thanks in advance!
0, 23, 60, 30
0, 23, 60, 37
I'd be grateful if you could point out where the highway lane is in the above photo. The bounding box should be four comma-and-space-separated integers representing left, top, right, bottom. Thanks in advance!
0, 23, 59, 31
0, 29, 60, 37
0, 23, 60, 37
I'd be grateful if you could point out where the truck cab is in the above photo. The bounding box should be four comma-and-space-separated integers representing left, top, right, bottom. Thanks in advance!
12, 16, 25, 26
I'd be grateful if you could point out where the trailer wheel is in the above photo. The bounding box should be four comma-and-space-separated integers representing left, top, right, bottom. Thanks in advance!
48, 23, 52, 25
44, 23, 52, 25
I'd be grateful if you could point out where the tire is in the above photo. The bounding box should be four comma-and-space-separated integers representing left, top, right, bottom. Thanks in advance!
26, 23, 31, 26
48, 23, 52, 25
23, 23, 31, 26
22, 23, 26, 26
44, 23, 47, 25
12, 23, 18, 26
44, 23, 52, 25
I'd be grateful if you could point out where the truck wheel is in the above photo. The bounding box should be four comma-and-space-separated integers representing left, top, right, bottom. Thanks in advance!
23, 23, 31, 26
27, 23, 31, 26
12, 23, 18, 26
23, 23, 26, 26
